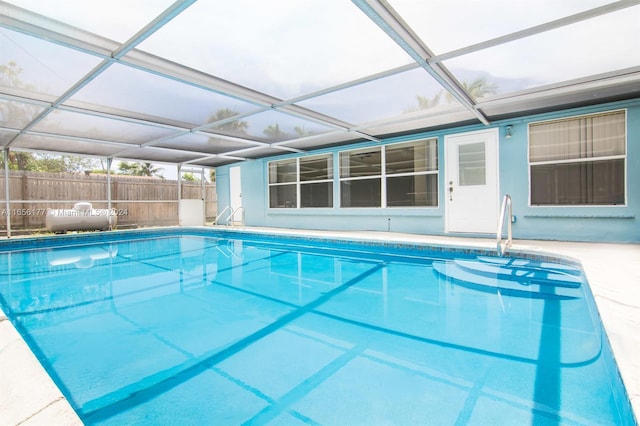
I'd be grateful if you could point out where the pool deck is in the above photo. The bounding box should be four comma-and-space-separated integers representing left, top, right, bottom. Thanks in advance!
0, 227, 638, 425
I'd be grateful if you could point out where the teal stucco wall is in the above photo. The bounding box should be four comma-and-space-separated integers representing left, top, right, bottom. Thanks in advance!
215, 98, 640, 243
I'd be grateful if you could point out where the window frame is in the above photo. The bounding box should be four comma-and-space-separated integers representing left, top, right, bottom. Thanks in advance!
267, 153, 333, 209
527, 109, 627, 207
339, 146, 383, 208
339, 138, 439, 208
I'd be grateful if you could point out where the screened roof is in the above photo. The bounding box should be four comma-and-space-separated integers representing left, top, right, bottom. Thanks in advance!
1, 0, 639, 168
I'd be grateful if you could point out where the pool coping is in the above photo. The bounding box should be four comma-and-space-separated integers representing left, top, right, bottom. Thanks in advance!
0, 226, 638, 425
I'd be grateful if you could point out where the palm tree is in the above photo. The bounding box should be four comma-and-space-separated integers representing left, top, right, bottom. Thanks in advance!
263, 123, 289, 140
408, 77, 498, 112
294, 126, 311, 137
405, 92, 442, 113
206, 108, 249, 135
138, 162, 161, 177
445, 77, 497, 103
118, 161, 163, 178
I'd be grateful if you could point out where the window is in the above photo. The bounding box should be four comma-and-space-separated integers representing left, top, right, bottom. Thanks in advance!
386, 139, 438, 206
529, 110, 626, 206
339, 147, 382, 207
457, 142, 486, 186
340, 139, 438, 208
268, 159, 297, 208
268, 155, 333, 208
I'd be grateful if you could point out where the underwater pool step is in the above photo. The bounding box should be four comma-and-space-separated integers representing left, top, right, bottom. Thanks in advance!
454, 259, 583, 289
475, 256, 583, 276
432, 261, 582, 299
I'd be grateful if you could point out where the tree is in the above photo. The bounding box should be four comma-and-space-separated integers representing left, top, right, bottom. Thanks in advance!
138, 162, 162, 177
1, 62, 39, 170
117, 162, 138, 175
444, 77, 497, 104
206, 108, 249, 134
1, 62, 39, 134
4, 152, 98, 173
2, 62, 101, 173
7, 152, 35, 171
32, 154, 97, 173
181, 172, 197, 182
408, 77, 498, 112
263, 123, 289, 140
405, 92, 442, 113
117, 161, 164, 178
294, 126, 311, 137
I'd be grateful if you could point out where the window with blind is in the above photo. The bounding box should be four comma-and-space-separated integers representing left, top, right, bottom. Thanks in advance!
268, 154, 333, 208
386, 139, 438, 207
339, 147, 382, 207
339, 139, 438, 208
529, 110, 626, 206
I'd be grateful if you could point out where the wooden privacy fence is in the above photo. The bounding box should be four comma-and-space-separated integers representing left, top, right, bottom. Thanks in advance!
0, 171, 217, 230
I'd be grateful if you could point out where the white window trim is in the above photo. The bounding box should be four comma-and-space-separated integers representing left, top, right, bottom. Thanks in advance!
339, 138, 439, 209
268, 154, 334, 209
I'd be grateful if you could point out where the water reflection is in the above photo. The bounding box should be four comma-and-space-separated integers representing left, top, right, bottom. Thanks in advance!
0, 235, 629, 425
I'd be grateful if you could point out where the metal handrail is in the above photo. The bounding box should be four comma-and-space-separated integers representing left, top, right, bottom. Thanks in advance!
496, 195, 513, 256
227, 206, 245, 226
214, 206, 233, 225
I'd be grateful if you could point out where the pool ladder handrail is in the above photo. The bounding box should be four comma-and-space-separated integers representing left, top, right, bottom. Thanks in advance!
496, 194, 513, 257
214, 206, 234, 225
227, 206, 245, 226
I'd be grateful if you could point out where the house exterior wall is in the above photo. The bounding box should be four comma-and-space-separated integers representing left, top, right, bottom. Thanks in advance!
215, 98, 640, 243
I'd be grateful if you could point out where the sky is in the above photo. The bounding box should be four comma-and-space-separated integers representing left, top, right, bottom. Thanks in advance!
2, 0, 639, 173
7, 0, 636, 118
5, 0, 639, 100
10, 0, 639, 88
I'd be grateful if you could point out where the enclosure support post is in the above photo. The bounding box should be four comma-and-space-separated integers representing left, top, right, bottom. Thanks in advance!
3, 149, 11, 238
177, 164, 182, 225
106, 157, 113, 230
201, 167, 206, 223
106, 157, 112, 211
177, 164, 182, 201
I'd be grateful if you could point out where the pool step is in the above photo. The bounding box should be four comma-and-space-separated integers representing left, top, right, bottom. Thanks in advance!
432, 259, 582, 299
454, 258, 583, 289
475, 256, 582, 277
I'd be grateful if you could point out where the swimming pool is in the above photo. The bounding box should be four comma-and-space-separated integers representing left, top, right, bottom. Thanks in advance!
0, 229, 635, 425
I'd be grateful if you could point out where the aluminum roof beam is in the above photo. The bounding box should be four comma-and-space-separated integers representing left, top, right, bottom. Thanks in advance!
1, 0, 639, 168
2, 0, 197, 148
0, 0, 368, 162
352, 0, 490, 126
431, 0, 640, 63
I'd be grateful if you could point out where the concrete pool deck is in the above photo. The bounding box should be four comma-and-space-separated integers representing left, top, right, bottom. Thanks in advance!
0, 227, 638, 425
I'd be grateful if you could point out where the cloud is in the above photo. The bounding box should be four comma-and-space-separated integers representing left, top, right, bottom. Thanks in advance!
135, 0, 413, 98
5, 0, 638, 113
4, 0, 173, 42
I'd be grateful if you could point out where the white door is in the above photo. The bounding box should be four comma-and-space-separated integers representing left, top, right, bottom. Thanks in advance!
229, 166, 242, 223
445, 128, 499, 234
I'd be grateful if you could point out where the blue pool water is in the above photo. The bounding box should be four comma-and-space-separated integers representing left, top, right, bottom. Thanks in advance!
0, 230, 635, 425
